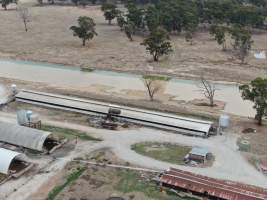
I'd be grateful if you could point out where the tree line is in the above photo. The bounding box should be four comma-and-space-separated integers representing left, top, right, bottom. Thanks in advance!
99, 0, 267, 62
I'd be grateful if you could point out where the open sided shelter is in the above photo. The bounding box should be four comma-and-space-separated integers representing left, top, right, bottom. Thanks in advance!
0, 121, 52, 152
188, 147, 211, 163
0, 148, 23, 175
16, 90, 214, 137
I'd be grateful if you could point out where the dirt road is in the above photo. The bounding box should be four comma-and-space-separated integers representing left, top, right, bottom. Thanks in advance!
0, 4, 266, 82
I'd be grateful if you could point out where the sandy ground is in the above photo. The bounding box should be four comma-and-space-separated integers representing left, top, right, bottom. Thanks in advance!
0, 4, 266, 83
0, 110, 266, 200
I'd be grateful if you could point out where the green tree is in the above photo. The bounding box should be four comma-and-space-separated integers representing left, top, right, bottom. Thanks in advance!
70, 16, 97, 46
239, 77, 267, 125
71, 0, 79, 6
101, 3, 119, 25
204, 0, 237, 24
210, 25, 228, 50
230, 25, 253, 63
145, 5, 160, 32
141, 27, 172, 61
124, 22, 135, 41
230, 5, 265, 27
145, 0, 199, 33
117, 14, 126, 31
126, 2, 144, 29
1, 0, 16, 10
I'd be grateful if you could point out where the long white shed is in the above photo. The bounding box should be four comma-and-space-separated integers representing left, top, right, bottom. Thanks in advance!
16, 90, 214, 137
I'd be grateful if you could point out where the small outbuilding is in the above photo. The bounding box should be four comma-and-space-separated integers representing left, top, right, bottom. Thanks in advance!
186, 147, 211, 163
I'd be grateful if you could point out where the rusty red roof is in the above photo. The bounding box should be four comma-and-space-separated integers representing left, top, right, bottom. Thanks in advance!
159, 168, 267, 200
261, 163, 267, 171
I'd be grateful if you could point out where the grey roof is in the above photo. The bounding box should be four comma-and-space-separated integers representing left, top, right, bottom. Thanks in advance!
190, 147, 210, 157
16, 90, 214, 136
0, 121, 51, 151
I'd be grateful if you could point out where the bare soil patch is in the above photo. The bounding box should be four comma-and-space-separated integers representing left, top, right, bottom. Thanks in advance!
0, 5, 266, 82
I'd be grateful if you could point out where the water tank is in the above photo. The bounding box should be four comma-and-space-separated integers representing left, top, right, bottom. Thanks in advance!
11, 84, 17, 95
239, 140, 251, 152
26, 110, 33, 121
219, 114, 230, 128
30, 114, 40, 123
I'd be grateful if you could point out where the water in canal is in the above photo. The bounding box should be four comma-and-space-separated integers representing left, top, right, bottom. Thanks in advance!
0, 59, 255, 117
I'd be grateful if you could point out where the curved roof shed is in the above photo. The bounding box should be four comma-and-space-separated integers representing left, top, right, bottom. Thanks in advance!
0, 121, 51, 151
0, 148, 22, 175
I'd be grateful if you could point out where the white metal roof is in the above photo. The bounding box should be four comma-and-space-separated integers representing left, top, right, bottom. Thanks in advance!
16, 90, 213, 135
0, 148, 22, 175
190, 147, 210, 157
0, 121, 51, 151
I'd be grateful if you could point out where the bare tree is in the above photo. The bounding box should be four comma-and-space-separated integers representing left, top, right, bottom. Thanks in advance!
18, 6, 30, 32
143, 77, 161, 101
198, 76, 217, 107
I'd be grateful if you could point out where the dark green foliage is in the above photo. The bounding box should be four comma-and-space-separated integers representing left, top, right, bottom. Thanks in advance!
70, 16, 97, 46
247, 0, 267, 7
123, 0, 267, 31
126, 2, 145, 29
117, 14, 126, 31
1, 0, 16, 10
204, 0, 238, 24
230, 4, 266, 27
101, 3, 119, 24
210, 25, 228, 50
141, 27, 173, 61
120, 0, 267, 62
203, 0, 266, 27
239, 77, 267, 125
124, 21, 135, 41
71, 0, 79, 6
230, 25, 253, 63
144, 0, 199, 36
145, 5, 160, 32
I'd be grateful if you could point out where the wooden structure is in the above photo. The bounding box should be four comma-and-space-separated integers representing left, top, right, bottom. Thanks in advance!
159, 168, 267, 200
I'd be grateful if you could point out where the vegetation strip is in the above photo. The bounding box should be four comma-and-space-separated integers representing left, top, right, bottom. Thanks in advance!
115, 170, 197, 200
143, 75, 171, 81
42, 125, 102, 141
132, 142, 191, 165
47, 167, 86, 200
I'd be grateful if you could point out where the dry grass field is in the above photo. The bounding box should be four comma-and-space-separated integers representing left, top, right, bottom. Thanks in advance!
0, 3, 266, 83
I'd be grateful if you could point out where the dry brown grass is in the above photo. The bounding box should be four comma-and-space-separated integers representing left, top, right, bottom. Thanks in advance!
0, 4, 266, 82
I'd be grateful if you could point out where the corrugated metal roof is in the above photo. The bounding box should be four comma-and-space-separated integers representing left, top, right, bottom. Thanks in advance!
190, 147, 210, 157
0, 148, 22, 175
0, 121, 51, 151
160, 168, 267, 200
261, 163, 267, 171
